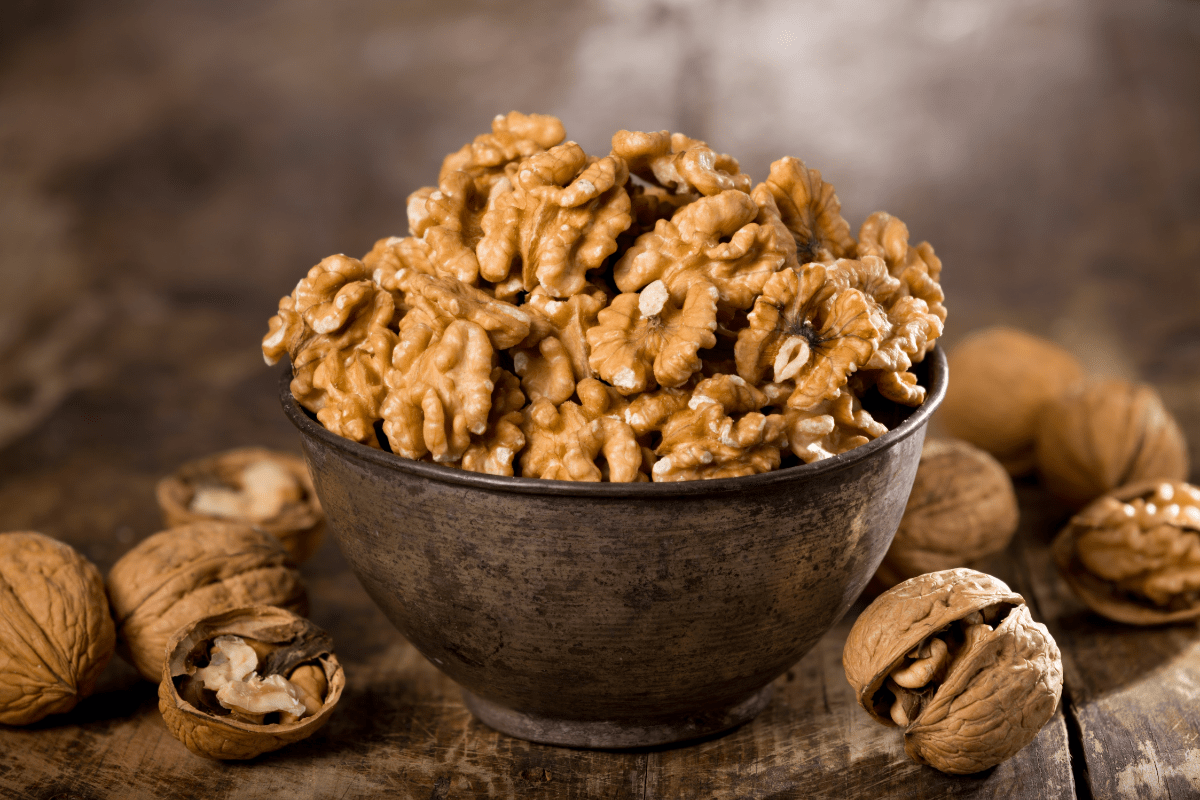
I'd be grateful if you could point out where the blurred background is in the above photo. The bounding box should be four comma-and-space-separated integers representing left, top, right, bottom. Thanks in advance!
1, 0, 1197, 561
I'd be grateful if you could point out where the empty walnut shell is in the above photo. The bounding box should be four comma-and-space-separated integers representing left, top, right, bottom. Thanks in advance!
156, 447, 326, 564
1035, 378, 1189, 509
875, 438, 1019, 588
0, 532, 116, 725
939, 327, 1084, 475
1052, 479, 1200, 624
107, 522, 308, 683
159, 606, 344, 760
843, 569, 1062, 774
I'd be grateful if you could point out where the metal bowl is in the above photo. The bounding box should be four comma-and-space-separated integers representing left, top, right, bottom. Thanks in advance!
281, 347, 947, 748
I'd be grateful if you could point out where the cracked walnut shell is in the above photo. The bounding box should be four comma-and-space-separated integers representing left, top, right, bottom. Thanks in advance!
1053, 480, 1200, 624
0, 532, 116, 726
875, 438, 1019, 588
1035, 378, 1189, 508
107, 522, 308, 683
156, 447, 326, 564
843, 569, 1062, 774
159, 606, 343, 760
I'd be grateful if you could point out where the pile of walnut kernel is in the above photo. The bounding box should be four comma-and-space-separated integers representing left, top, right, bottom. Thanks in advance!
263, 113, 945, 481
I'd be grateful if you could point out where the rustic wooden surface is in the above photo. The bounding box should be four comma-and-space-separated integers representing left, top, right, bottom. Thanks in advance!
0, 0, 1197, 797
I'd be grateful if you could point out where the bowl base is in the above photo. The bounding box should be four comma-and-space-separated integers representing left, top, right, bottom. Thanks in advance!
461, 685, 774, 749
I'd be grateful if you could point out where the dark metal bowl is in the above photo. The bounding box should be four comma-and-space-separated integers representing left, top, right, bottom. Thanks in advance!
281, 347, 947, 748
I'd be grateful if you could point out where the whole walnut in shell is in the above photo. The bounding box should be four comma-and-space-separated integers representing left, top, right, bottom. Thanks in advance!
843, 569, 1062, 774
939, 327, 1084, 475
875, 438, 1019, 588
159, 606, 343, 760
0, 532, 116, 725
1035, 378, 1189, 508
107, 522, 308, 683
1053, 480, 1200, 624
156, 447, 326, 564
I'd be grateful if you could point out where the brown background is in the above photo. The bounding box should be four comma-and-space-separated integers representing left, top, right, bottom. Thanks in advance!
0, 0, 1197, 797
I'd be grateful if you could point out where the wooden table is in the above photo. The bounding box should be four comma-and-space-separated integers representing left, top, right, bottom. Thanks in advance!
1, 0, 1197, 796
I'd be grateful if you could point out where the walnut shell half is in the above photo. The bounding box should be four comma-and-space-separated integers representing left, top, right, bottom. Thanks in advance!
843, 569, 1062, 774
0, 532, 116, 725
159, 606, 344, 760
156, 447, 326, 564
107, 522, 308, 683
1052, 479, 1200, 624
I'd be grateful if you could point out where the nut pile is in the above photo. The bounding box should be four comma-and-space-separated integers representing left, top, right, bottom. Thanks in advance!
263, 112, 946, 481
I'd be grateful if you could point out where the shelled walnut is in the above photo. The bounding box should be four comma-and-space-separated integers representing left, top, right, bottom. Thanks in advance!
875, 438, 1019, 588
107, 522, 308, 683
159, 606, 344, 760
843, 569, 1062, 774
1035, 378, 1189, 508
264, 112, 949, 480
0, 532, 116, 725
1053, 479, 1200, 624
939, 327, 1084, 475
156, 447, 325, 564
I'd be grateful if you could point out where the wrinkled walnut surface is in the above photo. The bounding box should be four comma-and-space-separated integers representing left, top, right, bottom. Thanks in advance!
0, 532, 116, 726
843, 568, 1062, 774
940, 327, 1085, 476
264, 112, 947, 480
107, 522, 308, 683
159, 606, 343, 760
156, 447, 325, 564
1053, 479, 1200, 624
1035, 379, 1189, 508
876, 438, 1019, 588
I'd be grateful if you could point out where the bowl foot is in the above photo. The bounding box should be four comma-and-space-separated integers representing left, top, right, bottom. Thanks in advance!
460, 684, 774, 749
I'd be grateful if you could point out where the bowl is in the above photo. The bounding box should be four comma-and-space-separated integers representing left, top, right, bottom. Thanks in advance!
280, 347, 947, 748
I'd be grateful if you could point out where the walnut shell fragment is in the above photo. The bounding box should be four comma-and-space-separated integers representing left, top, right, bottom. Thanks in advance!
843, 569, 1062, 774
156, 447, 326, 564
875, 439, 1019, 588
1035, 378, 1189, 508
159, 606, 344, 760
107, 522, 308, 683
939, 328, 1085, 475
0, 532, 116, 725
1053, 480, 1200, 624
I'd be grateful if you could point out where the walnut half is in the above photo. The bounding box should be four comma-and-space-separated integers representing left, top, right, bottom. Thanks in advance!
843, 569, 1062, 774
159, 606, 343, 760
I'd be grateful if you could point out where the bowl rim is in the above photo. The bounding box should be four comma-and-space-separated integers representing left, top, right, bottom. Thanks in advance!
281, 344, 946, 497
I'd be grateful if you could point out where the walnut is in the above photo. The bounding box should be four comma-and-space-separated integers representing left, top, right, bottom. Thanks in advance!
0, 532, 116, 725
875, 439, 1019, 588
513, 335, 576, 405
651, 375, 787, 481
392, 266, 530, 351
939, 327, 1085, 475
400, 169, 498, 284
107, 522, 308, 683
783, 390, 888, 464
764, 156, 856, 265
1035, 378, 1189, 508
843, 569, 1062, 774
461, 368, 526, 477
735, 264, 880, 410
439, 111, 567, 192
156, 447, 326, 564
1053, 480, 1200, 624
586, 279, 718, 394
519, 379, 641, 482
612, 188, 793, 311
519, 285, 607, 381
477, 141, 632, 297
380, 318, 495, 463
611, 129, 752, 196
857, 211, 947, 329
159, 606, 344, 760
